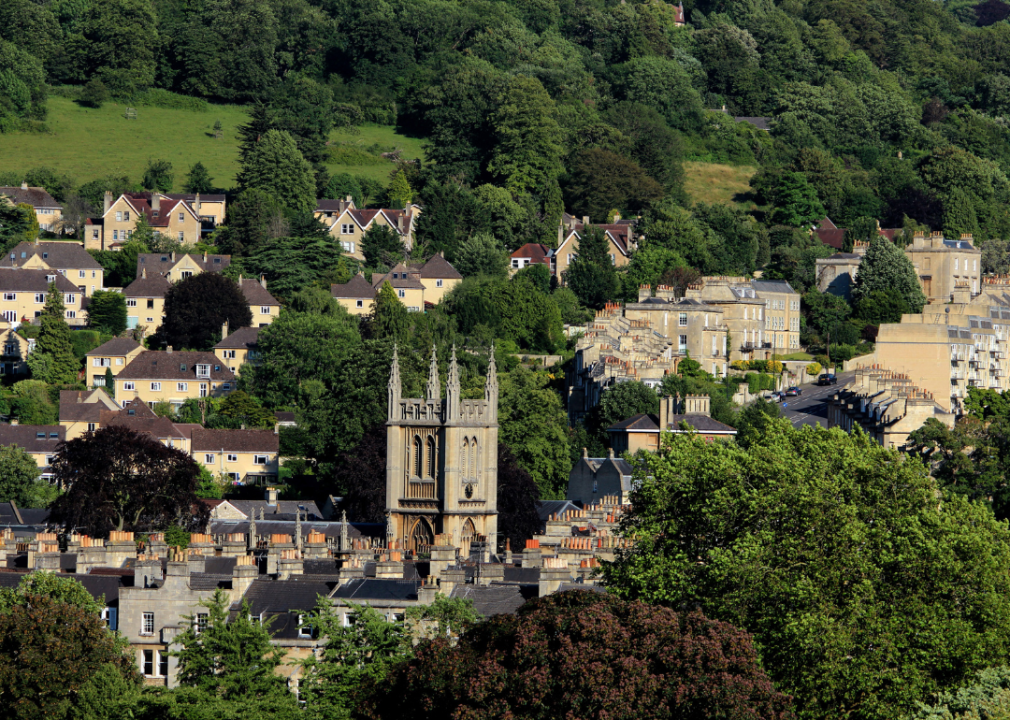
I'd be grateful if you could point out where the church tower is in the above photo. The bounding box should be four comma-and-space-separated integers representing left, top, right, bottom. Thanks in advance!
385, 345, 499, 554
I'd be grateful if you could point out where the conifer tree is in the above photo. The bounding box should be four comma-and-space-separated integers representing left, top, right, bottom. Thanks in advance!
17, 203, 39, 241
183, 162, 215, 194
236, 129, 315, 214
103, 367, 115, 397
27, 282, 79, 385
565, 227, 618, 309
387, 170, 413, 208
369, 282, 409, 341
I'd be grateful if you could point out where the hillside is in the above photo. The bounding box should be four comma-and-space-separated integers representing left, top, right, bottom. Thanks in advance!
0, 97, 425, 188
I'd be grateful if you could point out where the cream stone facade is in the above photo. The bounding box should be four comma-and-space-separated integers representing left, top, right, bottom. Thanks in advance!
4, 241, 104, 297
59, 389, 120, 440
554, 224, 632, 278
860, 284, 1010, 413
386, 347, 499, 554
0, 269, 86, 327
0, 185, 63, 232
624, 290, 729, 377
136, 252, 231, 282
115, 351, 236, 408
827, 365, 955, 450
239, 277, 281, 326
214, 325, 260, 374
167, 193, 226, 226
325, 205, 421, 261
0, 324, 32, 378
123, 270, 170, 333
331, 274, 375, 315
86, 337, 144, 388
683, 277, 801, 361
87, 193, 202, 251
191, 428, 279, 484
906, 232, 981, 303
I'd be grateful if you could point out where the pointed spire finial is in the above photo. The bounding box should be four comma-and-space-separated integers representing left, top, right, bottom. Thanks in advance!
426, 344, 440, 400
485, 343, 499, 420
388, 344, 402, 420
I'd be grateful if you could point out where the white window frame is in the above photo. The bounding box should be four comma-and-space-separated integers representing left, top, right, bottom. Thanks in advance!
177, 382, 188, 392
227, 453, 238, 462
123, 382, 135, 391
260, 306, 270, 314
436, 279, 443, 287
298, 615, 313, 638
66, 310, 76, 319
254, 455, 269, 465
34, 293, 44, 304
2, 293, 14, 301
126, 299, 137, 307
195, 612, 208, 634
141, 612, 154, 635
397, 289, 405, 298
205, 453, 215, 464
115, 211, 122, 222
196, 364, 210, 379
79, 270, 86, 278
150, 382, 161, 391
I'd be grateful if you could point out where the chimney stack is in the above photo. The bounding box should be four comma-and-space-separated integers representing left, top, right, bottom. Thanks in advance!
103, 191, 113, 215
265, 486, 277, 506
221, 320, 229, 340
152, 194, 161, 215
259, 274, 266, 289
231, 554, 258, 599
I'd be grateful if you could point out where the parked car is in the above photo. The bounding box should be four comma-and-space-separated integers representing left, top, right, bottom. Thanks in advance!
766, 391, 785, 403
817, 373, 837, 386
785, 386, 802, 397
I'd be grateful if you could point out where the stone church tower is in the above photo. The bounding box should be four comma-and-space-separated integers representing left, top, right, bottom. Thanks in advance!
385, 345, 499, 553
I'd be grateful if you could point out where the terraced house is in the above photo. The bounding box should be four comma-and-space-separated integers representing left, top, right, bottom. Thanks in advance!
115, 350, 236, 409
214, 325, 260, 374
122, 270, 171, 333
190, 428, 280, 484
0, 268, 86, 326
85, 337, 144, 388
322, 205, 421, 260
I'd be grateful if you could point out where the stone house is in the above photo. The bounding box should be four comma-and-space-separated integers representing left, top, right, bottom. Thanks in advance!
566, 449, 635, 505
135, 251, 231, 281
214, 324, 260, 374
85, 337, 144, 388
554, 218, 633, 279
607, 395, 737, 454
115, 350, 236, 409
59, 388, 120, 440
239, 276, 281, 327
323, 205, 422, 260
0, 322, 32, 378
0, 268, 86, 327
87, 193, 203, 251
123, 270, 171, 333
330, 274, 375, 316
0, 184, 63, 232
191, 428, 280, 485
0, 423, 65, 482
510, 243, 553, 274
2, 241, 104, 296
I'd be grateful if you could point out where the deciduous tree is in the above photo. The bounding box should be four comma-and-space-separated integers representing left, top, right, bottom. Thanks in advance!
361, 225, 405, 268
48, 425, 207, 535
851, 236, 926, 313
156, 273, 252, 351
0, 445, 57, 509
496, 443, 541, 551
86, 289, 127, 335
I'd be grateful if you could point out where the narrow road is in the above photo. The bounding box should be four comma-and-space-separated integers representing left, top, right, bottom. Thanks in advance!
777, 371, 855, 428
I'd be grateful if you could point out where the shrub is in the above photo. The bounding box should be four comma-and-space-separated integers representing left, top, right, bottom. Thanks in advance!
807, 362, 822, 376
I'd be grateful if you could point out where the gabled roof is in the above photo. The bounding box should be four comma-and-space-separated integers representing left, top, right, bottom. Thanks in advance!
409, 254, 462, 280
86, 337, 142, 357
673, 1, 685, 23
117, 351, 235, 381
117, 399, 158, 418
214, 326, 260, 350
243, 576, 341, 615
315, 199, 353, 213
0, 268, 80, 294
560, 224, 632, 256
135, 252, 231, 279
119, 193, 199, 228
372, 264, 425, 290
331, 577, 418, 602
347, 209, 381, 228
0, 186, 61, 209
450, 584, 537, 617
511, 243, 552, 262
123, 272, 171, 299
239, 278, 280, 307
165, 193, 226, 203
734, 117, 771, 131
3, 242, 103, 270
59, 389, 118, 423
220, 499, 322, 520
608, 412, 737, 435
100, 413, 187, 440
332, 273, 376, 299
0, 425, 65, 453
191, 428, 279, 453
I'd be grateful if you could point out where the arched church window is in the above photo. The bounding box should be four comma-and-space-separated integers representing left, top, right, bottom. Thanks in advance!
426, 436, 436, 478
413, 436, 422, 478
461, 438, 469, 477
469, 438, 476, 480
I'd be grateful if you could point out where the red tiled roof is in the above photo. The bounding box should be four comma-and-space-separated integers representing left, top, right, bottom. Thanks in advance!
349, 209, 381, 226
511, 243, 551, 263
814, 228, 846, 250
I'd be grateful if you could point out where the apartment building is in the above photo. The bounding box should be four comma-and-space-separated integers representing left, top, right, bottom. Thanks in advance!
683, 277, 800, 361
85, 338, 144, 388
624, 290, 729, 377
827, 366, 955, 450
0, 268, 86, 327
0, 184, 63, 232
86, 193, 203, 250
115, 350, 236, 408
865, 284, 1010, 413
3, 241, 104, 297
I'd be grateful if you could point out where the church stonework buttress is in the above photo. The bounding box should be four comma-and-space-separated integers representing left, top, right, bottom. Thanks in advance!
385, 345, 499, 553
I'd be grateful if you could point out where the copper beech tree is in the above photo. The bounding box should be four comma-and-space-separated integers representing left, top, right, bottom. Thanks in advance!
357, 590, 793, 720
48, 425, 208, 536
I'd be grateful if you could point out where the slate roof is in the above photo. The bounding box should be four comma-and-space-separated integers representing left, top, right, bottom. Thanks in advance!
0, 268, 81, 294
315, 199, 352, 213
86, 337, 142, 357
502, 566, 541, 584
18, 509, 50, 525
243, 576, 340, 615
209, 518, 380, 539
117, 399, 158, 418
372, 264, 425, 290
734, 116, 771, 131
217, 499, 321, 519
4, 242, 102, 270
123, 273, 172, 298
165, 193, 226, 203
214, 325, 260, 350
584, 456, 634, 476
331, 577, 419, 602
239, 278, 280, 307
0, 425, 64, 453
450, 583, 537, 616
0, 187, 61, 209
0, 502, 23, 525
100, 413, 187, 440
536, 500, 582, 523
59, 391, 112, 423
331, 274, 376, 299
408, 254, 463, 280
608, 413, 737, 434
191, 429, 280, 454
136, 252, 231, 278
751, 280, 797, 295
117, 351, 235, 381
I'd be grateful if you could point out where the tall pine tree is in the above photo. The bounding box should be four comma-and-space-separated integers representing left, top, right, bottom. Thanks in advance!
236, 129, 315, 215
565, 227, 618, 309
27, 282, 79, 385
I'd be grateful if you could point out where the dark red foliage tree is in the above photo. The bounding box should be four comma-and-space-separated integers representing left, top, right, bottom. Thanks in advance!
0, 594, 139, 720
975, 0, 1010, 26
154, 272, 253, 351
357, 590, 794, 720
496, 443, 541, 553
335, 424, 388, 524
48, 426, 208, 536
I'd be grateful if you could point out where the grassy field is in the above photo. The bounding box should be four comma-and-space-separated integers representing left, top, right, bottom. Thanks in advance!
683, 161, 757, 208
0, 97, 426, 189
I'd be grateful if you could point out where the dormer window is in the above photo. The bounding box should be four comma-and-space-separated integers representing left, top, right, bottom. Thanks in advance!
35, 432, 44, 439
196, 364, 210, 378
46, 275, 55, 283
214, 258, 221, 264
42, 253, 48, 259
180, 364, 187, 372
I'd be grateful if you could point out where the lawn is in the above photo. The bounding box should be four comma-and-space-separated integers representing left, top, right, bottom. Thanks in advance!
683, 162, 757, 208
0, 97, 427, 190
